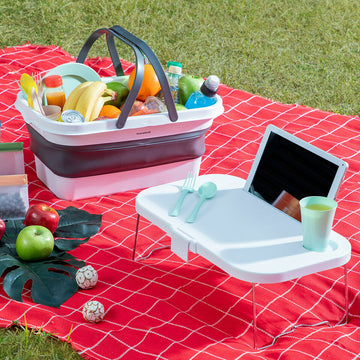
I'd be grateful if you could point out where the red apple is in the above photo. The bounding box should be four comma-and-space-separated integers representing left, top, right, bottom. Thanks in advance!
16, 225, 54, 261
25, 204, 59, 234
0, 218, 5, 240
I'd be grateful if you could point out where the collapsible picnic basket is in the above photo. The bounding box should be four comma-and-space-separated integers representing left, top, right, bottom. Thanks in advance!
15, 25, 224, 200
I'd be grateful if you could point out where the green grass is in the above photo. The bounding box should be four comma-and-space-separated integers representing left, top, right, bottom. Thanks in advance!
0, 0, 360, 358
0, 323, 82, 359
2, 0, 360, 115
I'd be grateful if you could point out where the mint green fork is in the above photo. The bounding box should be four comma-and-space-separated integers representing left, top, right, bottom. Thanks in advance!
170, 172, 197, 217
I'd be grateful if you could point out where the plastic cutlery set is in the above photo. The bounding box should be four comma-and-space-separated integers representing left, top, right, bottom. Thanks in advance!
19, 73, 45, 115
169, 172, 197, 217
170, 172, 217, 223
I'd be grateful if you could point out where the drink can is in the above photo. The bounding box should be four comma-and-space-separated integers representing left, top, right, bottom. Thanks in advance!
61, 110, 85, 123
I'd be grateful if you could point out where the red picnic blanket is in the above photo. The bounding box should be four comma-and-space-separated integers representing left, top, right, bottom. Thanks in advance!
0, 44, 359, 360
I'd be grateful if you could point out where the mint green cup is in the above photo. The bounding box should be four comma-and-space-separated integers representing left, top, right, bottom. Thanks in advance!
299, 196, 337, 252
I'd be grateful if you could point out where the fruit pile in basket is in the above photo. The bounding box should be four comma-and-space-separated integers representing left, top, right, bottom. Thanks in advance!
63, 81, 124, 122
62, 64, 166, 122
21, 62, 220, 123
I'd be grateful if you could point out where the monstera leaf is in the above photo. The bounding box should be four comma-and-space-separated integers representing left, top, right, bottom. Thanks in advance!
0, 207, 102, 308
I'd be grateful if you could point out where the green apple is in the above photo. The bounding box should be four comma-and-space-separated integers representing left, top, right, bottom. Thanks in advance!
179, 75, 204, 105
16, 225, 54, 261
175, 104, 187, 111
105, 81, 129, 108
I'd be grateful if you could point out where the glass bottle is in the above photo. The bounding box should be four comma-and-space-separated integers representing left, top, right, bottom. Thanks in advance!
44, 75, 66, 110
185, 75, 220, 109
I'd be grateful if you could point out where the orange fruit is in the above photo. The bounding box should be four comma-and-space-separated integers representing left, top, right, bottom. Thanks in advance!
128, 64, 161, 101
98, 104, 121, 119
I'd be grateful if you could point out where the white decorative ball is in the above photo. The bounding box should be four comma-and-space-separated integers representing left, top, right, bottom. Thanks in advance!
82, 301, 105, 323
76, 265, 98, 289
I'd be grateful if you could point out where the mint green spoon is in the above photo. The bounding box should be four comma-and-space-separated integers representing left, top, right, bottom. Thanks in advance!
186, 182, 217, 223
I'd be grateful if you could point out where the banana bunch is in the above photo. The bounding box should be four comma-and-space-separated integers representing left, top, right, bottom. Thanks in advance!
63, 81, 115, 122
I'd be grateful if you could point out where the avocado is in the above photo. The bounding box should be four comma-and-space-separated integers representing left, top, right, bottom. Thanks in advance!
105, 81, 129, 107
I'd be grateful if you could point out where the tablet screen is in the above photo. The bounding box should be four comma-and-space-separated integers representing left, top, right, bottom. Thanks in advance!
246, 127, 347, 221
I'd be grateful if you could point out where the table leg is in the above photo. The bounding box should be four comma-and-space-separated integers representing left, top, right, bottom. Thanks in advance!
252, 283, 257, 350
132, 214, 171, 261
344, 263, 349, 324
132, 214, 140, 261
251, 274, 343, 350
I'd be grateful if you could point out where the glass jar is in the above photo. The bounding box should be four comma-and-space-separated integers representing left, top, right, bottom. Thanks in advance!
43, 75, 66, 110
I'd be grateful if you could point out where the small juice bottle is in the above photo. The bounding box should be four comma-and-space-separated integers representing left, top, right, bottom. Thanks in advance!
44, 75, 66, 110
185, 75, 220, 109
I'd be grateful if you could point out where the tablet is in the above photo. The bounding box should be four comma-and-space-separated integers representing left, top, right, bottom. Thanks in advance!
244, 125, 348, 221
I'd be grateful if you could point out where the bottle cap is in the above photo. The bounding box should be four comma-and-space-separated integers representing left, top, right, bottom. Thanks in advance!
205, 75, 220, 91
44, 75, 63, 88
167, 61, 182, 69
201, 75, 220, 97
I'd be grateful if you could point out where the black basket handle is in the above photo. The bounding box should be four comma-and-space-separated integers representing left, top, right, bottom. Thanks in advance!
76, 26, 178, 129
77, 28, 124, 77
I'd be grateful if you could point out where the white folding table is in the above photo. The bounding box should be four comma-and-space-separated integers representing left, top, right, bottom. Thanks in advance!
133, 174, 351, 349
